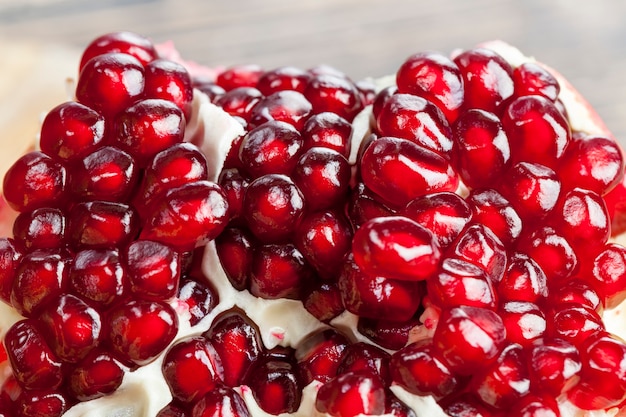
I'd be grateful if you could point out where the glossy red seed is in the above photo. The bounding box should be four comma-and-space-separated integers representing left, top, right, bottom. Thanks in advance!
453, 109, 511, 189
509, 394, 560, 417
337, 343, 391, 385
472, 344, 530, 409
69, 201, 138, 249
162, 335, 224, 404
391, 339, 458, 399
3, 151, 67, 213
376, 93, 453, 155
499, 301, 546, 347
292, 147, 351, 211
144, 59, 194, 120
13, 208, 65, 250
215, 227, 254, 291
352, 216, 441, 282
338, 255, 424, 322
239, 121, 303, 178
39, 293, 102, 362
141, 181, 229, 251
528, 337, 581, 396
550, 279, 603, 314
11, 250, 68, 317
217, 168, 248, 222
347, 182, 395, 228
79, 31, 157, 71
256, 66, 310, 95
246, 355, 302, 415
76, 53, 145, 116
568, 333, 626, 409
371, 86, 397, 121
125, 240, 180, 300
441, 393, 497, 417
547, 304, 604, 347
433, 306, 506, 375
242, 174, 305, 243
108, 299, 178, 366
453, 47, 514, 113
249, 243, 312, 299
497, 253, 548, 304
360, 136, 458, 208
428, 257, 497, 309
315, 371, 386, 417
40, 101, 105, 162
512, 62, 560, 101
216, 64, 264, 91
215, 86, 263, 121
204, 309, 263, 387
194, 80, 226, 103
302, 281, 345, 322
0, 238, 21, 303
304, 74, 363, 121
113, 99, 186, 166
70, 146, 138, 202
558, 134, 624, 196
357, 315, 422, 351
68, 350, 125, 401
403, 192, 472, 249
396, 51, 464, 122
517, 226, 578, 282
296, 329, 349, 385
70, 249, 124, 306
300, 112, 352, 159
5, 319, 63, 390
502, 95, 571, 167
590, 243, 626, 308
467, 188, 522, 245
177, 277, 219, 326
249, 90, 313, 130
450, 223, 507, 284
15, 389, 68, 417
191, 384, 251, 417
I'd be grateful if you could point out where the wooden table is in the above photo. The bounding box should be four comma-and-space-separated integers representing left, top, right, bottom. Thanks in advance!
1, 0, 626, 175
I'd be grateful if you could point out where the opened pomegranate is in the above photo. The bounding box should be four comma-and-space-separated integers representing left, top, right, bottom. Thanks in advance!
0, 31, 625, 417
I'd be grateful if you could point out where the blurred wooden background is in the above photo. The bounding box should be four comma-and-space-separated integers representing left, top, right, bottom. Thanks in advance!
1, 0, 626, 170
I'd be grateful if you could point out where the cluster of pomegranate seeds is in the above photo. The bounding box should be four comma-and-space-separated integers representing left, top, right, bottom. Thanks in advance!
0, 32, 228, 416
2, 31, 626, 417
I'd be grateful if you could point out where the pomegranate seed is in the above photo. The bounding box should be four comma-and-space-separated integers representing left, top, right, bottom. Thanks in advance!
125, 240, 180, 300
292, 147, 351, 211
512, 62, 560, 101
517, 226, 578, 282
550, 279, 603, 314
357, 315, 422, 351
70, 249, 125, 306
249, 90, 313, 130
242, 174, 305, 243
352, 216, 441, 282
396, 51, 464, 122
449, 223, 507, 283
375, 93, 453, 154
68, 201, 139, 249
15, 389, 68, 417
497, 253, 548, 304
385, 393, 417, 417
589, 243, 626, 308
204, 309, 263, 387
303, 281, 345, 322
194, 80, 226, 103
403, 191, 472, 249
453, 47, 514, 113
315, 371, 386, 417
433, 306, 506, 375
467, 188, 522, 245
76, 53, 145, 116
113, 99, 186, 166
216, 64, 263, 91
547, 304, 604, 347
360, 136, 458, 208
391, 339, 459, 399
372, 86, 397, 120
257, 66, 310, 95
249, 243, 312, 299
215, 227, 255, 290
453, 109, 511, 189
296, 329, 349, 385
144, 58, 194, 120
558, 134, 624, 196
177, 277, 219, 326
162, 335, 224, 404
11, 250, 69, 317
441, 393, 498, 417
509, 394, 560, 417
156, 403, 187, 417
12, 208, 65, 250
304, 74, 363, 121
338, 254, 424, 321
217, 168, 248, 222
347, 182, 395, 228
0, 238, 21, 303
3, 151, 67, 213
245, 353, 302, 415
528, 337, 581, 396
472, 344, 530, 409
79, 31, 157, 71
68, 349, 125, 401
301, 112, 352, 158
107, 299, 178, 366
5, 319, 63, 390
40, 101, 105, 162
215, 87, 263, 121
498, 301, 546, 347
428, 257, 497, 309
604, 175, 626, 236
337, 343, 391, 385
141, 181, 229, 251
191, 384, 250, 417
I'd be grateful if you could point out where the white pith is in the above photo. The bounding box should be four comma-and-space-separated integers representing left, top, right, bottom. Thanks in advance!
0, 41, 624, 417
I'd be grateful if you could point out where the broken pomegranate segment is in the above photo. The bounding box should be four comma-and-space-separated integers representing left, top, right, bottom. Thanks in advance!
0, 31, 626, 417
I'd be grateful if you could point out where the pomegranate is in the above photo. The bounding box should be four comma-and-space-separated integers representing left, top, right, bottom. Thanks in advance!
0, 32, 625, 417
